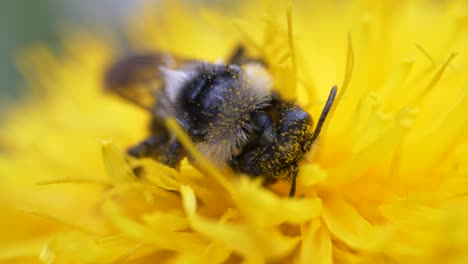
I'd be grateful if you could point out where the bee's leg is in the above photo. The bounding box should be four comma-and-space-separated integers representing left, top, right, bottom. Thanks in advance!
288, 165, 299, 197
126, 132, 169, 178
127, 132, 170, 159
227, 45, 265, 66
160, 140, 186, 168
227, 45, 247, 65
128, 118, 170, 158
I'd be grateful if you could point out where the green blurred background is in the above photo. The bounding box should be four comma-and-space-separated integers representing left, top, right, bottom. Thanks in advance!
0, 0, 141, 100
0, 0, 239, 102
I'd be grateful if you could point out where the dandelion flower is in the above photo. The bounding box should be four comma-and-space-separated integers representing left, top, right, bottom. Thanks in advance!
1, 1, 468, 263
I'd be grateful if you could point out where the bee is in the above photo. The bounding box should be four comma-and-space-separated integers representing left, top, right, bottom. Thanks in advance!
104, 46, 337, 197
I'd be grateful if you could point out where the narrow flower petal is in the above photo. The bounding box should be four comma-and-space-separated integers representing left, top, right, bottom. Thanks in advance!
322, 196, 388, 251
232, 177, 322, 227
133, 158, 182, 191
325, 107, 415, 188
181, 185, 300, 261
101, 140, 136, 184
298, 163, 328, 187
142, 211, 189, 232
102, 198, 209, 254
40, 232, 141, 264
298, 219, 332, 264
172, 243, 232, 264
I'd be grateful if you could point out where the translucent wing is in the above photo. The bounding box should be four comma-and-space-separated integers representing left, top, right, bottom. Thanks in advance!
104, 52, 189, 111
104, 45, 265, 111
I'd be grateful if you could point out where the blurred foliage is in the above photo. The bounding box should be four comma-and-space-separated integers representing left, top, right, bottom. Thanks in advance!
0, 1, 61, 99
0, 0, 240, 101
0, 0, 138, 100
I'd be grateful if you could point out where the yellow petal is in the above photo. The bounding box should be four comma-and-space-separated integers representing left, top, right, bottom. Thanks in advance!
133, 158, 181, 191
322, 195, 388, 251
171, 243, 232, 264
325, 107, 415, 188
0, 236, 49, 263
298, 219, 332, 264
233, 177, 322, 227
298, 163, 328, 187
181, 185, 300, 261
102, 198, 208, 254
142, 210, 189, 232
40, 232, 141, 264
101, 140, 135, 184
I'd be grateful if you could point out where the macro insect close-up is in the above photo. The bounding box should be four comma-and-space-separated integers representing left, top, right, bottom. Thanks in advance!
1, 1, 467, 263
104, 48, 337, 197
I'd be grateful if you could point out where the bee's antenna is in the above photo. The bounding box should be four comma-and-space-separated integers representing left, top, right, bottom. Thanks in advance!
289, 85, 337, 198
311, 85, 338, 142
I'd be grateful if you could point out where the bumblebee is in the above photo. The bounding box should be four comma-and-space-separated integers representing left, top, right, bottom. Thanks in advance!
104, 47, 337, 197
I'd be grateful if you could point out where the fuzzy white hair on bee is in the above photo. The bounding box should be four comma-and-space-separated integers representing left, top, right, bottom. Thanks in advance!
159, 66, 189, 103
242, 63, 273, 97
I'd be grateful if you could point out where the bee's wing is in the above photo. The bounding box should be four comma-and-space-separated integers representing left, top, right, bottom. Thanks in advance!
104, 52, 190, 111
